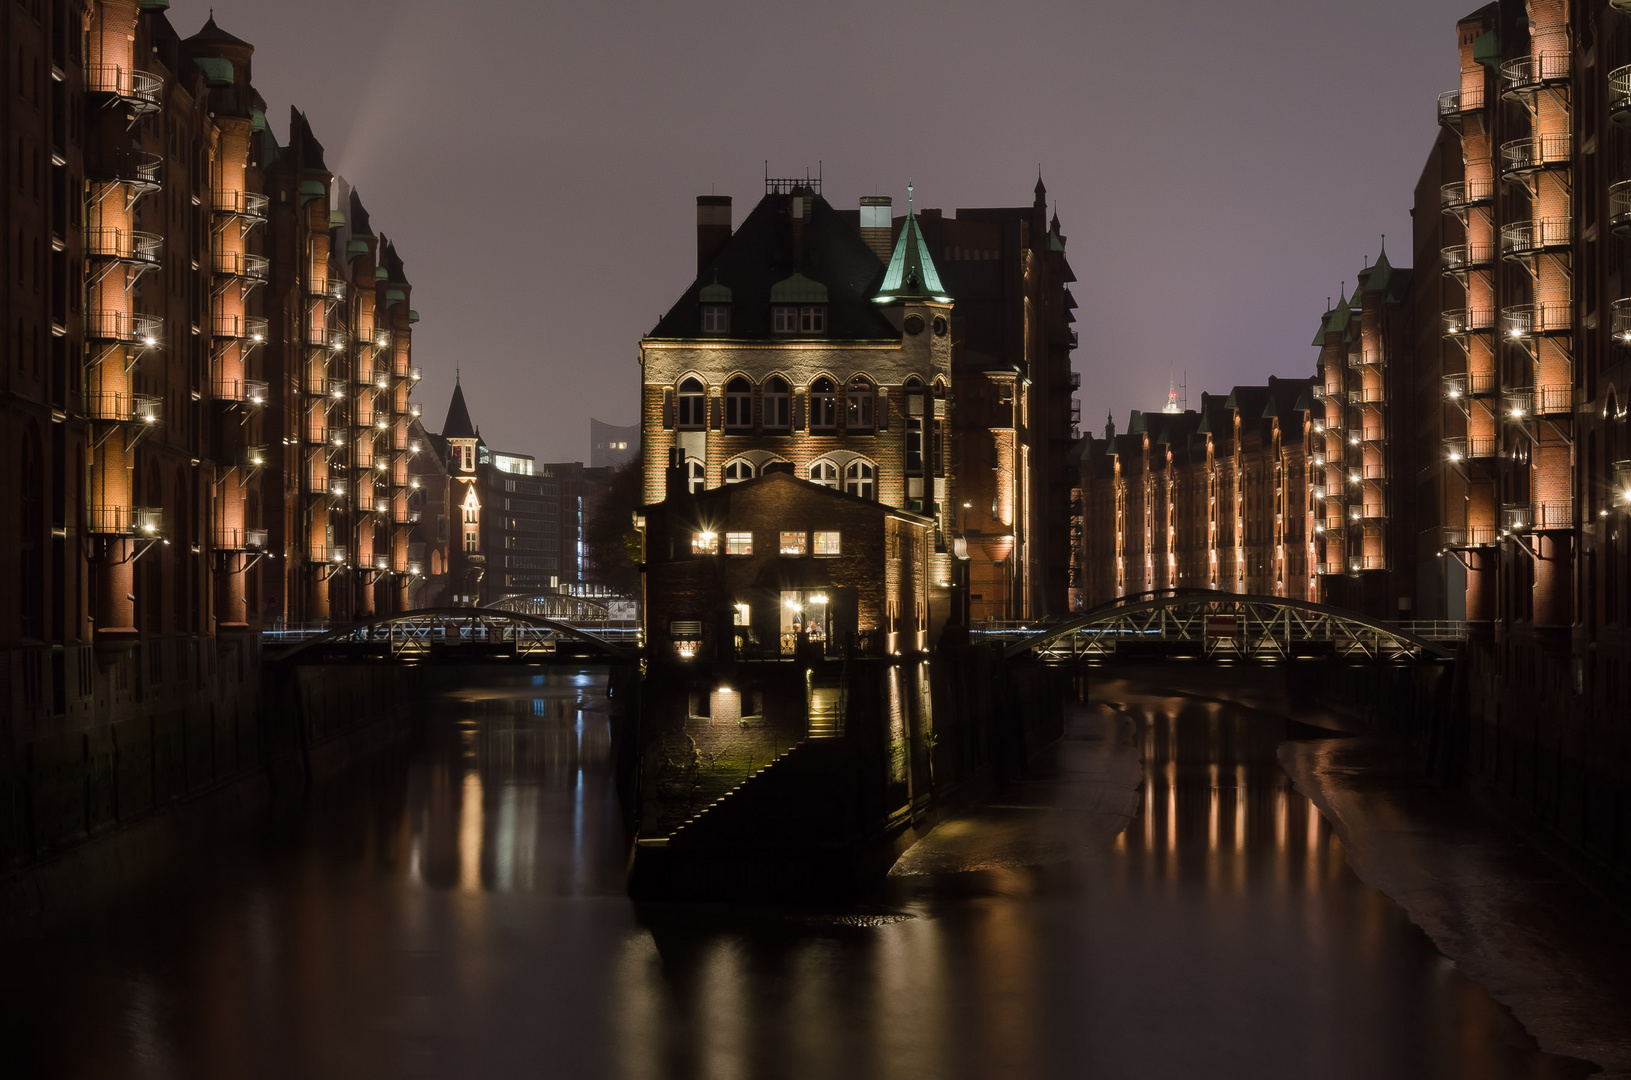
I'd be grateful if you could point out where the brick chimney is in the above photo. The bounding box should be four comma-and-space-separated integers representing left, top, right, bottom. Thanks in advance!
665, 446, 687, 501
697, 196, 732, 273
860, 195, 892, 261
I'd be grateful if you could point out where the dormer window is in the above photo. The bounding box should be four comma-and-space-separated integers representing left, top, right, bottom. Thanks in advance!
769, 274, 829, 335
702, 305, 730, 333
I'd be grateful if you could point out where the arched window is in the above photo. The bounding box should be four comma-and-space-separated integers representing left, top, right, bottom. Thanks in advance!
677, 377, 706, 429
810, 377, 837, 430
723, 458, 755, 484
763, 377, 790, 430
809, 460, 839, 488
687, 457, 706, 494
845, 460, 876, 500
724, 376, 752, 430
846, 377, 875, 432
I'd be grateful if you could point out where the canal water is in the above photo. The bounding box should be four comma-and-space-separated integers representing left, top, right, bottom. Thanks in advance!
0, 670, 1589, 1079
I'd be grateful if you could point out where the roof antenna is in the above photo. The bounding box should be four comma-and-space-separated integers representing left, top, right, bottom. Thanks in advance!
907, 178, 914, 216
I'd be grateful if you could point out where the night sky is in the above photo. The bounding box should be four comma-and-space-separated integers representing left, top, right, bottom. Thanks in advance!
197, 0, 1468, 461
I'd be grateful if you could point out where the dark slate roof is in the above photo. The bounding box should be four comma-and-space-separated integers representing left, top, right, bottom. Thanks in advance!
441, 379, 476, 441
349, 190, 374, 239
647, 193, 897, 340
292, 110, 327, 172
644, 467, 934, 524
185, 15, 253, 50
380, 238, 408, 285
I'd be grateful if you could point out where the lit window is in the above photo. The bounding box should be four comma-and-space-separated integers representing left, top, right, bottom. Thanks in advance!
733, 602, 751, 626
810, 377, 837, 429
813, 530, 840, 556
702, 304, 730, 333
725, 531, 752, 555
723, 459, 754, 484
780, 531, 807, 555
808, 460, 838, 488
692, 531, 719, 555
845, 460, 875, 500
724, 376, 752, 429
846, 377, 874, 431
677, 377, 706, 429
464, 528, 478, 552
763, 377, 790, 429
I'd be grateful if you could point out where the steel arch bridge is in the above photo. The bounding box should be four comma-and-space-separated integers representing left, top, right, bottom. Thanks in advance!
997, 590, 1453, 663
264, 607, 635, 664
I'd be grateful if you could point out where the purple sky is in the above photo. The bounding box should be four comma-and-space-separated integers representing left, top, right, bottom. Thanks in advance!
197, 0, 1468, 460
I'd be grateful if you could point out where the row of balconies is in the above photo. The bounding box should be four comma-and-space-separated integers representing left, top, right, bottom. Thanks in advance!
85, 226, 161, 264
1503, 502, 1575, 531
213, 251, 270, 282
212, 190, 269, 221
1443, 303, 1574, 339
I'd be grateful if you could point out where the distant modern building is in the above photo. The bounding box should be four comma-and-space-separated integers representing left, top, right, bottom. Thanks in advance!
431, 380, 588, 604
590, 418, 640, 468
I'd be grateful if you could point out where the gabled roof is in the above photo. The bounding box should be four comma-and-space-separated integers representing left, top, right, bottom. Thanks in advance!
442, 378, 477, 441
875, 207, 951, 304
349, 190, 374, 239
647, 193, 897, 340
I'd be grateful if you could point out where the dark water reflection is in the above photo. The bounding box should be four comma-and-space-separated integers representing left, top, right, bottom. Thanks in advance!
0, 671, 1589, 1079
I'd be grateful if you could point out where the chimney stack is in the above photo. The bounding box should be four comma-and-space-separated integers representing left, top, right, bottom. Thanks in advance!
697, 196, 732, 273
859, 196, 893, 261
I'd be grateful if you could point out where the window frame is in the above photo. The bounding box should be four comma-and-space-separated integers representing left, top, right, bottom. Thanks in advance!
813, 530, 841, 557
763, 377, 791, 430
691, 531, 719, 555
724, 376, 752, 430
686, 457, 706, 494
846, 377, 875, 432
723, 458, 754, 484
701, 304, 730, 334
810, 377, 837, 430
725, 531, 753, 556
808, 459, 839, 488
845, 459, 876, 500
779, 531, 808, 556
677, 377, 707, 429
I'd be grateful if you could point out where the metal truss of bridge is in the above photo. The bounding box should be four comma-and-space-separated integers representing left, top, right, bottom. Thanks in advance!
263, 607, 635, 664
991, 590, 1455, 663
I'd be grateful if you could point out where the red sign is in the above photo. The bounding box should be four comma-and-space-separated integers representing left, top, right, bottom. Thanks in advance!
1205, 616, 1241, 638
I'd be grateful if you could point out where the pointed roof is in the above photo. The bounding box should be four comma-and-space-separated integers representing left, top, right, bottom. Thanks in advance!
186, 14, 252, 49
442, 377, 476, 441
874, 198, 950, 304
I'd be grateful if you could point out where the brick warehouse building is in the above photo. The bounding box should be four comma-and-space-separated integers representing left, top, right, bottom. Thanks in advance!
0, 2, 429, 861
1079, 0, 1631, 878
639, 175, 1078, 626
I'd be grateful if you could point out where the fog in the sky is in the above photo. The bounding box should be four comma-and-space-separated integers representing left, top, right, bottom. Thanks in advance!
189, 0, 1469, 461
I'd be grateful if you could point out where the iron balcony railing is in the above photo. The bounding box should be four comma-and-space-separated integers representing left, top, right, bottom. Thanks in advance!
1501, 218, 1571, 257
1500, 132, 1572, 177
1535, 384, 1573, 414
84, 391, 162, 424
1444, 435, 1498, 462
306, 278, 347, 302
100, 151, 162, 189
1363, 464, 1386, 480
1502, 505, 1534, 531
303, 426, 334, 446
1613, 298, 1631, 343
1442, 241, 1494, 271
1443, 371, 1497, 399
1501, 302, 1572, 337
84, 226, 161, 264
86, 505, 163, 536
315, 545, 348, 565
86, 310, 162, 345
1501, 52, 1571, 96
212, 314, 269, 342
1440, 174, 1494, 210
85, 65, 162, 111
1316, 562, 1346, 576
1611, 64, 1631, 123
214, 526, 268, 550
244, 446, 269, 470
393, 504, 422, 524
1443, 308, 1494, 337
1533, 501, 1574, 529
1352, 555, 1387, 571
1440, 526, 1499, 548
213, 251, 270, 281
1437, 85, 1486, 124
211, 190, 269, 220
213, 377, 269, 406
1612, 181, 1631, 237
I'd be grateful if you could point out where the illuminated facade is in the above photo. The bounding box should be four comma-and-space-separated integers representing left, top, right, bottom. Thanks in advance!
0, 2, 426, 806
640, 174, 1078, 626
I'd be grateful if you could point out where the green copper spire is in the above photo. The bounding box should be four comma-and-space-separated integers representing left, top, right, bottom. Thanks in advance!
873, 180, 951, 304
